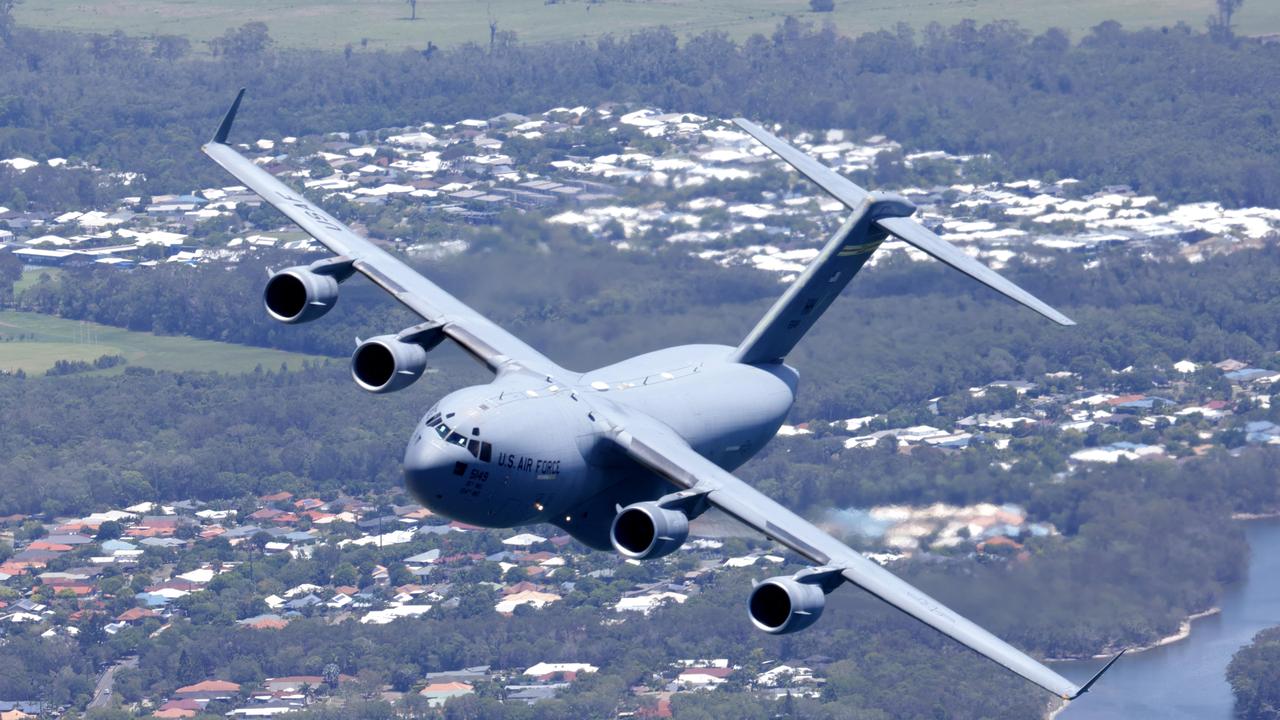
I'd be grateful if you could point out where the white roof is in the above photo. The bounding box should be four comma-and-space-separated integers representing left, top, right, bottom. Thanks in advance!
494, 590, 561, 614
524, 662, 598, 676
502, 533, 547, 547
360, 605, 432, 624
174, 568, 216, 584
613, 592, 688, 614
1, 157, 38, 171
14, 247, 75, 258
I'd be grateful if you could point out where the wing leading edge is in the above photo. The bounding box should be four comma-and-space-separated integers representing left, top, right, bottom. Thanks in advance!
201, 90, 570, 379
592, 399, 1114, 701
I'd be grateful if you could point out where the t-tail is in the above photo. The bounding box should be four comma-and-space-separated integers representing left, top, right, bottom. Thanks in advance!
731, 119, 1073, 366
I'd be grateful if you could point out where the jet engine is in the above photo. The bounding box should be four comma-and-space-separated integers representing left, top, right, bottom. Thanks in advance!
351, 335, 430, 393
263, 266, 340, 324
748, 575, 826, 634
610, 502, 690, 559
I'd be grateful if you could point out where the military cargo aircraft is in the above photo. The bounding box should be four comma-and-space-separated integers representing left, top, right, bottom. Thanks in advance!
204, 91, 1120, 701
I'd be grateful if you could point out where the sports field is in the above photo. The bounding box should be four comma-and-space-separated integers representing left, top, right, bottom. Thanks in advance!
15, 0, 1280, 52
0, 309, 328, 376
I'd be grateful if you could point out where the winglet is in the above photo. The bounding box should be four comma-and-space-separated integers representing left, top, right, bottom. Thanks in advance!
1070, 650, 1125, 699
212, 88, 246, 144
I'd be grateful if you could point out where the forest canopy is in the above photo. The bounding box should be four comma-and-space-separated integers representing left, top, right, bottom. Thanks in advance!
0, 16, 1278, 211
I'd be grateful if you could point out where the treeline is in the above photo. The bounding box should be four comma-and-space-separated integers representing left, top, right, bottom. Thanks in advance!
44, 353, 126, 376
1, 17, 1279, 211
18, 233, 1280, 419
1228, 626, 1280, 720
0, 365, 422, 517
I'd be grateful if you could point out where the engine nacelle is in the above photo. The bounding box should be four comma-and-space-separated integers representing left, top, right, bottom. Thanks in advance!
748, 576, 826, 635
263, 267, 339, 324
351, 335, 429, 393
610, 502, 690, 559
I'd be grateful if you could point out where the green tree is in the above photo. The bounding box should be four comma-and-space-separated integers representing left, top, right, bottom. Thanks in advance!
0, 0, 19, 45
208, 22, 273, 60
1228, 626, 1280, 719
95, 520, 124, 541
1208, 0, 1246, 39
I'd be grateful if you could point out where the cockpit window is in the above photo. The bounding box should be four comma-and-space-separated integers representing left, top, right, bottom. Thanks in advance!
433, 419, 493, 462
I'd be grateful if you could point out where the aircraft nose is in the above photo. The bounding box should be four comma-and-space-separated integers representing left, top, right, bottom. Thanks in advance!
403, 435, 466, 505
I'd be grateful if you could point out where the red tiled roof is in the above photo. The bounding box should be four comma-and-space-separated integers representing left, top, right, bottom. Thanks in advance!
1107, 394, 1147, 405
420, 681, 473, 695
117, 607, 160, 622
27, 541, 72, 552
504, 581, 540, 595
242, 616, 288, 630
174, 679, 240, 695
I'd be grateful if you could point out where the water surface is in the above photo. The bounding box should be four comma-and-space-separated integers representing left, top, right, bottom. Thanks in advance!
1058, 520, 1280, 719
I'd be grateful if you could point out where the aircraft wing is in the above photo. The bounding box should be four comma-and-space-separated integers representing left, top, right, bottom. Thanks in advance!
592, 399, 1117, 701
201, 90, 569, 378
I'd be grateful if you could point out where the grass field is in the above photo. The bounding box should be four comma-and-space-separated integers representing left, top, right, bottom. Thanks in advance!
0, 309, 329, 376
13, 267, 62, 297
15, 0, 1280, 52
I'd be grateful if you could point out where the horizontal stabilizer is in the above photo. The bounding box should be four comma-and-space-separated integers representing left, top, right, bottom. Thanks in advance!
879, 216, 1074, 326
735, 118, 868, 208
733, 118, 1074, 327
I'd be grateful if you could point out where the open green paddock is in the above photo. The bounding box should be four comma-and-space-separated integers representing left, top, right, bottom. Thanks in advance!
0, 309, 329, 376
15, 0, 1280, 53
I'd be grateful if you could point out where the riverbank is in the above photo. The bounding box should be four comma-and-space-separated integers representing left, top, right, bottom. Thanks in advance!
1045, 607, 1222, 663
1043, 607, 1224, 720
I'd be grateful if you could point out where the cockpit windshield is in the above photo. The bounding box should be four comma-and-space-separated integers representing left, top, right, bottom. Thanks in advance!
424, 413, 492, 462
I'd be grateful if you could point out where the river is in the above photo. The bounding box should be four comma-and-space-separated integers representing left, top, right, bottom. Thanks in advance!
1056, 519, 1280, 719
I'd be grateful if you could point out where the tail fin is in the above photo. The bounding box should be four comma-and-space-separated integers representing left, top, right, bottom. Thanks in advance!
730, 120, 1072, 366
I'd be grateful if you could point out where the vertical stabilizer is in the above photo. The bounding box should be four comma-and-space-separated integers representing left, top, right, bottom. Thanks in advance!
732, 193, 915, 365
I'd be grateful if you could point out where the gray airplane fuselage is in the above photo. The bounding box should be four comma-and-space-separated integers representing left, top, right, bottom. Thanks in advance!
404, 344, 796, 548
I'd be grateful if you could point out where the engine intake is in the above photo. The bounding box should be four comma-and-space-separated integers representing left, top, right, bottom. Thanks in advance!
610, 502, 689, 559
263, 267, 339, 324
351, 336, 429, 393
748, 576, 826, 634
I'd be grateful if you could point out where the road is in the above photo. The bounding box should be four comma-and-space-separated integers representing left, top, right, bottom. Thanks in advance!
88, 656, 137, 710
